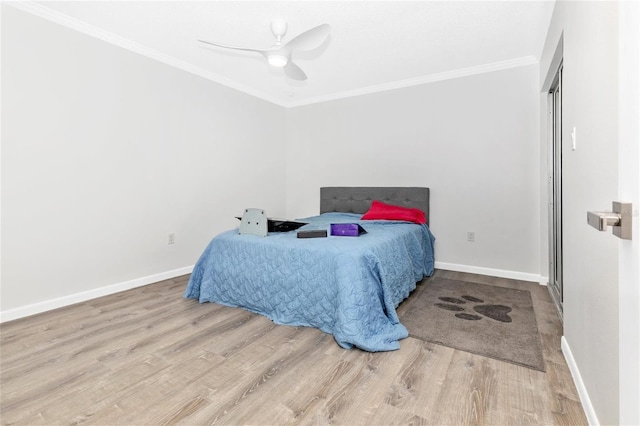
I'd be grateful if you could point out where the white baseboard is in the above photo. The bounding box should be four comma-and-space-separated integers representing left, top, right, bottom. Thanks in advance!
561, 336, 599, 426
0, 266, 194, 323
434, 261, 543, 284
1, 262, 542, 323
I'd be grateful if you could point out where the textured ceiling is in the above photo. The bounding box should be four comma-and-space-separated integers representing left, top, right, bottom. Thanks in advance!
19, 1, 555, 107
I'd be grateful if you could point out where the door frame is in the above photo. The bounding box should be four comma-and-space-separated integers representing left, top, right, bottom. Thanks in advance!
547, 62, 563, 314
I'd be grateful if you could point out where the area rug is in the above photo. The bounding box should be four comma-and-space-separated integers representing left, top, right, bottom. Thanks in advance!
399, 277, 545, 371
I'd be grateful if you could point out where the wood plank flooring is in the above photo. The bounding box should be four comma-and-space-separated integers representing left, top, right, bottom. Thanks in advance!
0, 270, 587, 425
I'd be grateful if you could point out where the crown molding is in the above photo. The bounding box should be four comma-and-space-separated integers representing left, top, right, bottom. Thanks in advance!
5, 1, 287, 107
8, 1, 539, 109
282, 56, 539, 108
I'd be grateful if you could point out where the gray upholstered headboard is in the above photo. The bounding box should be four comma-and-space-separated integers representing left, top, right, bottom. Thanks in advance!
320, 187, 430, 225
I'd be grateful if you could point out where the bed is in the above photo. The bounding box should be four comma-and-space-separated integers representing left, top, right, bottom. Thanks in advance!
184, 187, 435, 351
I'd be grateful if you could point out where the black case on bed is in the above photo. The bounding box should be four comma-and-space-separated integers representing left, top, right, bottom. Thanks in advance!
296, 229, 328, 238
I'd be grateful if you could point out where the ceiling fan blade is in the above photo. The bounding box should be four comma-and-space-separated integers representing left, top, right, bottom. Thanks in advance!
284, 61, 307, 81
282, 24, 330, 51
198, 39, 270, 54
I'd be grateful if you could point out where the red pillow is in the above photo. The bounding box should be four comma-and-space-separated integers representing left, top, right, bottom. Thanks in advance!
361, 200, 426, 224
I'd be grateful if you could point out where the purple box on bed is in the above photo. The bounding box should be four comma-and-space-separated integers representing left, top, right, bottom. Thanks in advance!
330, 223, 367, 237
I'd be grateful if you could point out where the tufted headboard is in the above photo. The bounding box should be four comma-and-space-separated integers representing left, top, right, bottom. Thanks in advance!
320, 187, 430, 225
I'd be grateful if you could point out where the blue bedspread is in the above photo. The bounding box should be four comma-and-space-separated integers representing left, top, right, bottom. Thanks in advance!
184, 212, 435, 351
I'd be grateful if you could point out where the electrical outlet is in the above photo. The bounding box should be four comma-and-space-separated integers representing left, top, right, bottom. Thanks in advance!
467, 232, 475, 242
168, 233, 175, 245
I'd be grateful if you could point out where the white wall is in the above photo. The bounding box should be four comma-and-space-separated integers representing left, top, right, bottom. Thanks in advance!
285, 65, 541, 279
1, 4, 543, 318
1, 6, 286, 316
540, 1, 625, 424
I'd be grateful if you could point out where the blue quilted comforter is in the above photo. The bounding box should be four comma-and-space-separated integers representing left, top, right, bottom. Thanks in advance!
184, 212, 435, 351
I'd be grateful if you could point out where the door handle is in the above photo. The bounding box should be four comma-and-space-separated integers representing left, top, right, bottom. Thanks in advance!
587, 202, 632, 240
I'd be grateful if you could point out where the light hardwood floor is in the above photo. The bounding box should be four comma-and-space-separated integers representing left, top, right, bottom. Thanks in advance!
1, 270, 587, 425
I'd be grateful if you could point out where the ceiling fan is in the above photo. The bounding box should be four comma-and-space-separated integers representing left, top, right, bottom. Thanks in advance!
199, 20, 330, 81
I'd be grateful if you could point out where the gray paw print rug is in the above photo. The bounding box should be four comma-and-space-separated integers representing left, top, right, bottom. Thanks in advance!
398, 277, 545, 371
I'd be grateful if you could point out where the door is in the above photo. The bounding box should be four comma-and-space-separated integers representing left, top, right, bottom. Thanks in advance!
617, 2, 639, 423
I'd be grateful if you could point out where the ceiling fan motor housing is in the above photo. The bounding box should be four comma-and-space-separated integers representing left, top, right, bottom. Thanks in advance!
270, 19, 288, 40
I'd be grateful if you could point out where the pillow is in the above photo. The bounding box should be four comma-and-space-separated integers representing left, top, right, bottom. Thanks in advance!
361, 200, 426, 224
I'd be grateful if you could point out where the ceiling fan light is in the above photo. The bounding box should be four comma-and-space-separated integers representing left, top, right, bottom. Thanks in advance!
267, 54, 288, 67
